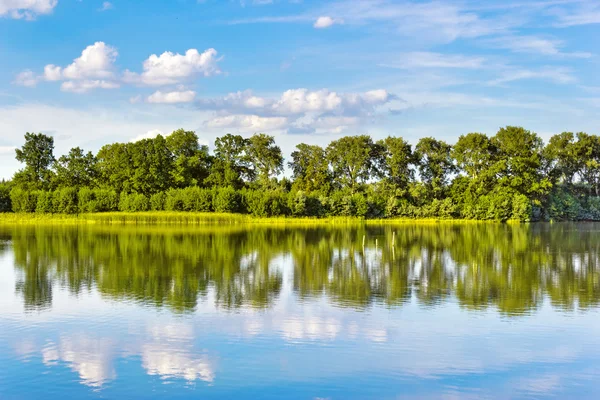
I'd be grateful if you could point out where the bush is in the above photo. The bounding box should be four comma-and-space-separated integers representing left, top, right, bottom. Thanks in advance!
10, 188, 38, 213
213, 187, 241, 213
119, 192, 150, 212
78, 188, 119, 213
511, 193, 532, 222
243, 190, 289, 217
54, 187, 78, 214
181, 187, 213, 212
164, 189, 184, 211
0, 183, 11, 213
36, 191, 54, 213
150, 192, 166, 211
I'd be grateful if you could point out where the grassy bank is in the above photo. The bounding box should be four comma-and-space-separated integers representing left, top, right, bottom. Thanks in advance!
0, 212, 494, 226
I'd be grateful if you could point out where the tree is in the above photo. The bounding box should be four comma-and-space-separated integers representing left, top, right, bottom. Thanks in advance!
415, 137, 455, 200
289, 143, 331, 193
491, 126, 550, 198
206, 134, 252, 189
13, 132, 55, 190
376, 136, 414, 194
543, 132, 579, 186
166, 129, 211, 188
130, 135, 174, 195
96, 142, 134, 193
54, 147, 97, 188
246, 133, 284, 189
452, 133, 497, 181
573, 132, 600, 195
326, 135, 376, 193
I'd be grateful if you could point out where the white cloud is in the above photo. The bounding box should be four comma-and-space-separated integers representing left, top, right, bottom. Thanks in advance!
147, 90, 196, 104
130, 129, 164, 142
380, 52, 485, 69
124, 48, 221, 86
142, 345, 214, 383
490, 67, 576, 85
60, 80, 120, 93
13, 70, 38, 87
314, 16, 340, 28
60, 42, 118, 80
99, 1, 112, 11
484, 36, 592, 58
273, 88, 343, 114
553, 3, 600, 27
205, 114, 288, 131
0, 0, 57, 20
43, 64, 62, 81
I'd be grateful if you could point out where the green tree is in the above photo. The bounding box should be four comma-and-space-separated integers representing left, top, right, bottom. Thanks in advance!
326, 135, 376, 193
573, 132, 600, 195
130, 135, 174, 195
166, 129, 211, 188
54, 147, 97, 188
246, 133, 284, 189
206, 134, 252, 189
452, 133, 497, 181
543, 132, 579, 185
376, 136, 414, 194
13, 132, 55, 190
96, 142, 134, 193
415, 137, 455, 200
289, 143, 331, 193
491, 126, 550, 198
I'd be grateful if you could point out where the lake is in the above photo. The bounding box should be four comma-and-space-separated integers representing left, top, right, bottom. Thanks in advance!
1, 222, 600, 399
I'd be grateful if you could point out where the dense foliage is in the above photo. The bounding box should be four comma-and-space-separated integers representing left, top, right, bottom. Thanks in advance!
4, 126, 600, 221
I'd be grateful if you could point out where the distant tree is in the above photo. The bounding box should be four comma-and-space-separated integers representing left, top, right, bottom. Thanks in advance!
246, 133, 284, 189
326, 135, 376, 193
166, 129, 211, 187
573, 132, 600, 195
492, 126, 550, 197
130, 135, 174, 195
452, 133, 498, 180
13, 132, 55, 190
54, 147, 97, 188
415, 137, 455, 200
96, 142, 134, 193
289, 143, 331, 193
376, 136, 414, 194
206, 134, 253, 189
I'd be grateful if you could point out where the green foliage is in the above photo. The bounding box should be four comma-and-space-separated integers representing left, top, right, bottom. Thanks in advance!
13, 132, 55, 190
7, 126, 600, 222
0, 181, 11, 212
213, 187, 241, 213
10, 188, 38, 212
119, 192, 150, 212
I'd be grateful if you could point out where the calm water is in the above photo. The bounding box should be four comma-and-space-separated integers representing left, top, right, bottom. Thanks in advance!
1, 223, 600, 399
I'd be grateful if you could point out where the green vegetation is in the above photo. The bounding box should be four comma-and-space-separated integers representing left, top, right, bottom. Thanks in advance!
2, 223, 599, 315
3, 126, 600, 221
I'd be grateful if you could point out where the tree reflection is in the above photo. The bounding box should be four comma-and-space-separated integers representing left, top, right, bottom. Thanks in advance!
3, 222, 600, 315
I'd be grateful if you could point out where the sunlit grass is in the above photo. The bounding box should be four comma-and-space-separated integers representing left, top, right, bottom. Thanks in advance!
0, 211, 523, 226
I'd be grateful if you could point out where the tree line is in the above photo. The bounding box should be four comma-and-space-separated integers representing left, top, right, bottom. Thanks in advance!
1, 126, 600, 221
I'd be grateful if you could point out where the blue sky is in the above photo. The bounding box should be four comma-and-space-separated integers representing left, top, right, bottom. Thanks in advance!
1, 0, 600, 179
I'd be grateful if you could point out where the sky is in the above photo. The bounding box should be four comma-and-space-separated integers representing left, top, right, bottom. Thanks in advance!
0, 0, 599, 179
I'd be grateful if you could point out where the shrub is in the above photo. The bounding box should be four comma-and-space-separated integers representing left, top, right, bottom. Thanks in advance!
181, 187, 213, 212
213, 187, 241, 213
10, 188, 38, 213
36, 191, 54, 213
0, 183, 11, 213
54, 187, 78, 214
512, 193, 532, 222
150, 192, 166, 211
164, 189, 185, 211
119, 192, 150, 212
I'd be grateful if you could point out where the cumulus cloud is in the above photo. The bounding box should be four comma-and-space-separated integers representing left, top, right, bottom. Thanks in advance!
0, 0, 57, 20
199, 88, 392, 134
147, 90, 196, 104
15, 43, 222, 95
124, 48, 222, 86
314, 16, 340, 28
15, 42, 120, 93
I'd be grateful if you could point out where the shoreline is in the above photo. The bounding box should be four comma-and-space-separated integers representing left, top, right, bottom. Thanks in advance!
0, 212, 516, 225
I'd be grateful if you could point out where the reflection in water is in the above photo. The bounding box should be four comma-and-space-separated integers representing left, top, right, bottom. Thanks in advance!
3, 223, 600, 398
3, 223, 600, 315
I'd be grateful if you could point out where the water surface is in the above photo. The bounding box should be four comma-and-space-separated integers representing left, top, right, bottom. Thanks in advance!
1, 223, 600, 399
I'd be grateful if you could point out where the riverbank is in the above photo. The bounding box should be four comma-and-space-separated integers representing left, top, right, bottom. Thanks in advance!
0, 212, 500, 225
